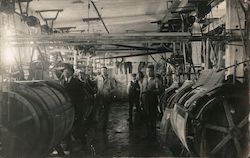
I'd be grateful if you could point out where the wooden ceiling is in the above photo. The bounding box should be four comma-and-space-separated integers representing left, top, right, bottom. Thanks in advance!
28, 0, 168, 33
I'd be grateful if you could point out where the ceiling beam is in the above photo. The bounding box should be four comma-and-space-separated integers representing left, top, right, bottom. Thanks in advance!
35, 9, 63, 13
2, 32, 243, 47
54, 27, 77, 33
112, 44, 172, 52
82, 17, 101, 22
97, 51, 168, 59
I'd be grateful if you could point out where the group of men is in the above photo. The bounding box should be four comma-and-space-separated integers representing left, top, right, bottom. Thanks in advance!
60, 64, 115, 125
127, 65, 163, 137
58, 64, 115, 154
58, 63, 163, 154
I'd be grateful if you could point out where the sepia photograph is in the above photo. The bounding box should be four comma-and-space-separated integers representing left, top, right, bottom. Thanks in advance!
0, 0, 249, 157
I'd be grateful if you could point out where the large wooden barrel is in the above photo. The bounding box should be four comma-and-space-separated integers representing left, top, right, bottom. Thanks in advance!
0, 80, 75, 158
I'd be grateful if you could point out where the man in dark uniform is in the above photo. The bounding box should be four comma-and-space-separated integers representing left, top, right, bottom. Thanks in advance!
141, 65, 163, 138
127, 73, 140, 123
60, 63, 87, 152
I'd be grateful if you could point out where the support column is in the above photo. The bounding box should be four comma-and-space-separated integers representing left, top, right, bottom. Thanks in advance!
191, 20, 202, 67
205, 38, 211, 69
225, 0, 245, 79
0, 12, 4, 142
246, 1, 250, 105
73, 50, 77, 70
246, 3, 250, 155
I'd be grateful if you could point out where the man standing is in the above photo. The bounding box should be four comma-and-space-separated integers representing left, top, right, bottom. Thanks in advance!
127, 73, 140, 123
141, 65, 163, 138
60, 63, 87, 152
96, 66, 116, 130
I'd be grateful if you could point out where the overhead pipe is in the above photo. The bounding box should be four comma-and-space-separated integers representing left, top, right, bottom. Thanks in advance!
97, 51, 172, 59
112, 44, 172, 52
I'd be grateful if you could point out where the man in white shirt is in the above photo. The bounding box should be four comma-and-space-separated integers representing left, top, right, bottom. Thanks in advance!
96, 66, 116, 130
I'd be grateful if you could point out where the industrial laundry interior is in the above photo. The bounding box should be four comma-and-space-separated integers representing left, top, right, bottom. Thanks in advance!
0, 0, 249, 158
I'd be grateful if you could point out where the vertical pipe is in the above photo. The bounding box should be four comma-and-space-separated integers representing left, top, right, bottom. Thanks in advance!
87, 0, 90, 33
173, 42, 176, 55
181, 14, 187, 73
183, 42, 187, 72
233, 60, 237, 86
205, 38, 210, 69
0, 13, 3, 130
217, 43, 222, 69
246, 1, 250, 136
225, 0, 245, 78
74, 50, 77, 70
7, 66, 12, 122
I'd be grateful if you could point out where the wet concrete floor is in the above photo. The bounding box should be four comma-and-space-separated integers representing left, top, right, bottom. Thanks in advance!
49, 102, 173, 157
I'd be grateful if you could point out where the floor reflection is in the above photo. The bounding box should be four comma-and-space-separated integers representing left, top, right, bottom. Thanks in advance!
49, 102, 172, 158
